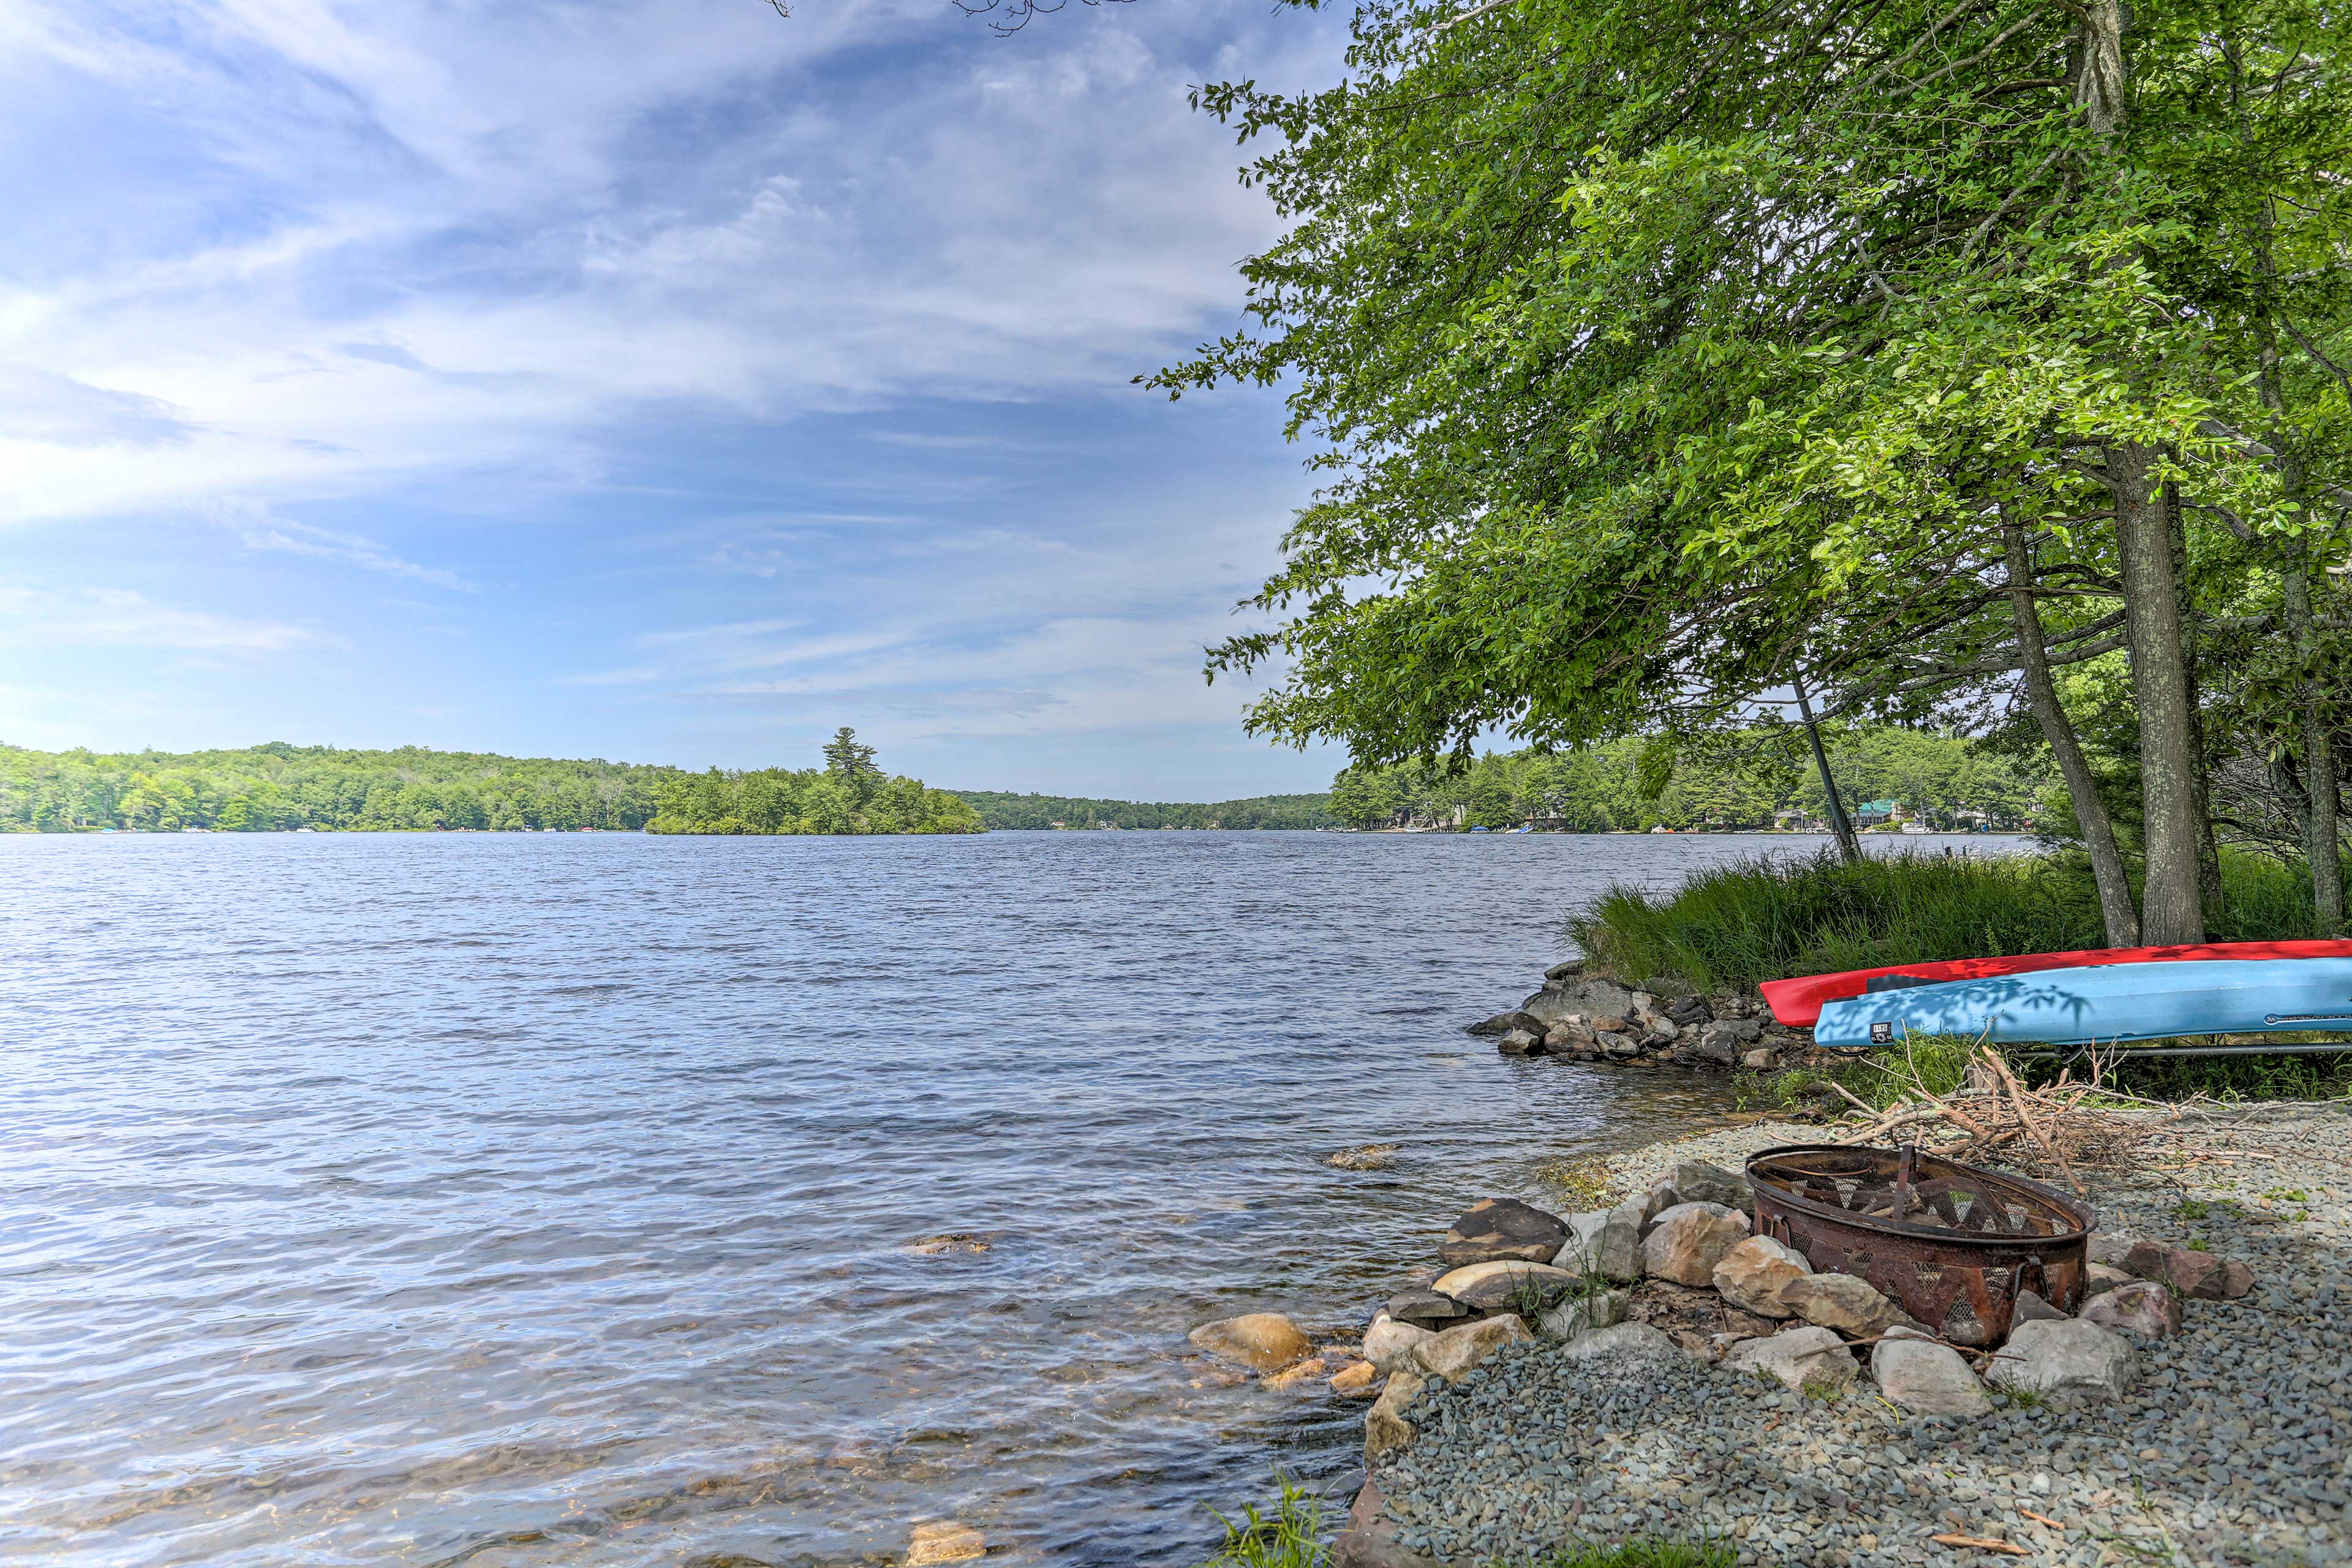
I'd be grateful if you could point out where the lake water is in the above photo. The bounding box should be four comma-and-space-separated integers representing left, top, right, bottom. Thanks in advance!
0, 830, 2010, 1567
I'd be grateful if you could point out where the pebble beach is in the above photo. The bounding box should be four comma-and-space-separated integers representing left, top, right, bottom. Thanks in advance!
1343, 1104, 2352, 1567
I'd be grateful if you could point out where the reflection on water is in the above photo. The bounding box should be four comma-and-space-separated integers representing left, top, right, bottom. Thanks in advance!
0, 831, 2006, 1566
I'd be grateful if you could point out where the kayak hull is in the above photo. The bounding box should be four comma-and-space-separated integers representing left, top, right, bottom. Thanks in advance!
1812, 959, 2352, 1049
1763, 940, 2352, 1028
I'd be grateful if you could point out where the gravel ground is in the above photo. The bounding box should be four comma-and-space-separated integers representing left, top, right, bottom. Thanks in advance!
1371, 1103, 2352, 1566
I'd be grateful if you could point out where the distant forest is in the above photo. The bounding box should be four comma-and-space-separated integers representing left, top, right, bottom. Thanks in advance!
949, 791, 1334, 831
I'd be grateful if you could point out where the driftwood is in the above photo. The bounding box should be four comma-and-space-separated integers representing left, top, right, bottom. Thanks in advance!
1829, 1041, 2193, 1195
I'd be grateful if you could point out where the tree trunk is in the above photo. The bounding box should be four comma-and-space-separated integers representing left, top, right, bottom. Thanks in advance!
1793, 674, 1863, 865
2005, 521, 2139, 944
2283, 558, 2345, 933
2077, 0, 2203, 943
2168, 478, 2226, 921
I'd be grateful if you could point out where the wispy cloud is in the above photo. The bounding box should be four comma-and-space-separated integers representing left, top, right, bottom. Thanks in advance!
0, 586, 325, 652
213, 503, 475, 590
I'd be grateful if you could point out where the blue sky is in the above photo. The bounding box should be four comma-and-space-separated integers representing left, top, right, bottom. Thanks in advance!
0, 0, 1352, 799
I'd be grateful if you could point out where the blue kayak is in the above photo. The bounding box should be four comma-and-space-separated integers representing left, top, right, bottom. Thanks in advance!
1813, 958, 2352, 1049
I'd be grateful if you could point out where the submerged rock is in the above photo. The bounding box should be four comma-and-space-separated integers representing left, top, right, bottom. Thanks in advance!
1329, 1359, 1379, 1396
1439, 1197, 1570, 1266
1188, 1313, 1313, 1371
905, 1521, 987, 1566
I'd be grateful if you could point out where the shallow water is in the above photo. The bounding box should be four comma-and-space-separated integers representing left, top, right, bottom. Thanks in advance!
0, 830, 2010, 1566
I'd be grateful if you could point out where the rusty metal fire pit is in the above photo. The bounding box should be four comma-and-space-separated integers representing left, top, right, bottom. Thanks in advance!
1746, 1144, 2095, 1346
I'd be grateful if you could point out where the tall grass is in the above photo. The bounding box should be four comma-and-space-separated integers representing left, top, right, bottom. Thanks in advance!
1569, 846, 2329, 997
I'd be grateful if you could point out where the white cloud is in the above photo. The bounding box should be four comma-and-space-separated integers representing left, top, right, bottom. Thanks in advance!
0, 586, 326, 651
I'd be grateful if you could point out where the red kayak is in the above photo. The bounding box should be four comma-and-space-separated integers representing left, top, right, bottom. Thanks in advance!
1762, 940, 2352, 1027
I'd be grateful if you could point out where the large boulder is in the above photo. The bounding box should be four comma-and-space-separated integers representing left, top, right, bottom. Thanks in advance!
2121, 1240, 2255, 1301
1365, 1367, 1426, 1460
1556, 1321, 1692, 1365
1385, 1289, 1472, 1331
2081, 1281, 2184, 1339
1870, 1326, 1993, 1417
1781, 1270, 1918, 1338
1363, 1313, 1437, 1374
1536, 1287, 1628, 1340
1431, 1259, 1585, 1314
1725, 1325, 1858, 1393
1521, 978, 1653, 1030
1496, 1028, 1546, 1057
1660, 1160, 1753, 1214
1555, 1204, 1642, 1284
1712, 1235, 1814, 1317
1412, 1313, 1535, 1384
1439, 1197, 1570, 1267
1640, 1202, 1751, 1287
1986, 1317, 2135, 1402
1467, 1009, 1548, 1037
1543, 1020, 1598, 1055
1189, 1313, 1313, 1371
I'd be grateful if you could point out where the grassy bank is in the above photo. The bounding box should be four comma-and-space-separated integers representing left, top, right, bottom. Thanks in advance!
1567, 846, 2334, 997
1196, 1476, 1735, 1567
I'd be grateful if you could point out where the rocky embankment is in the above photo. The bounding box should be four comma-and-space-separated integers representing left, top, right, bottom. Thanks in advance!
1469, 959, 1807, 1073
1187, 1108, 2350, 1568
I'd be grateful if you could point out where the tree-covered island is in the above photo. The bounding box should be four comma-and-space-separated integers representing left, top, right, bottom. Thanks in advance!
646, 728, 984, 835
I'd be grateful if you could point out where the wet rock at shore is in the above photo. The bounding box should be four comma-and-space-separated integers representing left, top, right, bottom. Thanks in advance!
1364, 1366, 1427, 1460
1494, 1028, 1546, 1056
1365, 1313, 1438, 1373
1711, 1234, 1812, 1317
1327, 1144, 1399, 1171
1439, 1198, 1570, 1267
1724, 1324, 1857, 1393
1465, 1009, 1547, 1037
1544, 957, 1586, 982
2082, 1280, 2184, 1338
1431, 1259, 1584, 1314
1541, 1020, 1596, 1055
1986, 1316, 2135, 1402
1664, 993, 1713, 1028
1385, 1289, 1472, 1331
1779, 1268, 1918, 1339
1330, 1359, 1380, 1396
1520, 979, 1652, 1032
905, 1521, 987, 1566
1640, 1202, 1750, 1287
1871, 1325, 1993, 1417
1188, 1313, 1313, 1372
1413, 1314, 1534, 1384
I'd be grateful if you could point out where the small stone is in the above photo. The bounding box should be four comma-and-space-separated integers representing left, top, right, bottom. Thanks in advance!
905, 1521, 987, 1566
1543, 1020, 1596, 1052
1385, 1289, 1472, 1330
1664, 1160, 1753, 1213
1468, 1010, 1547, 1036
1412, 1313, 1535, 1383
2081, 1281, 2184, 1339
1590, 1013, 1629, 1034
1537, 1288, 1628, 1339
1363, 1313, 1436, 1374
1556, 1321, 1692, 1365
1496, 1028, 1546, 1056
1327, 1144, 1398, 1170
1189, 1313, 1314, 1371
2084, 1262, 2134, 1296
1870, 1326, 1993, 1417
1640, 1202, 1751, 1287
1431, 1259, 1584, 1313
1726, 1325, 1858, 1393
1782, 1271, 1918, 1339
1741, 1047, 1775, 1071
1544, 957, 1586, 981
2122, 1240, 2255, 1300
2012, 1289, 2068, 1325
1713, 1235, 1813, 1317
1365, 1366, 1426, 1459
1985, 1317, 2135, 1402
1329, 1359, 1380, 1395
1439, 1197, 1571, 1267
1264, 1358, 1332, 1391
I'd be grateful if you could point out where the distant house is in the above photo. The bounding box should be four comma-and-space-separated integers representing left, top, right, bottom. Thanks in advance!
1852, 798, 1898, 828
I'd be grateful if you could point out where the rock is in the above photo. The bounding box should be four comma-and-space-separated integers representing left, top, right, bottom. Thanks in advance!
1741, 1047, 1776, 1071
1364, 1366, 1425, 1460
1725, 1325, 1858, 1393
1543, 1020, 1596, 1053
1496, 1028, 1546, 1056
1468, 1009, 1547, 1036
2084, 1262, 2134, 1295
1555, 1204, 1642, 1284
2122, 1240, 2255, 1300
1591, 1013, 1629, 1034
2011, 1289, 2068, 1325
1556, 1321, 1692, 1365
1662, 1160, 1753, 1214
1602, 1035, 1643, 1058
1385, 1289, 1471, 1331
1986, 1317, 2135, 1401
905, 1521, 987, 1566
1870, 1325, 1994, 1417
1265, 1357, 1334, 1391
1665, 994, 1713, 1027
1695, 1018, 1763, 1067
1332, 1477, 1446, 1568
1412, 1313, 1535, 1383
1439, 1197, 1570, 1267
2081, 1280, 2184, 1338
1521, 979, 1650, 1031
1644, 1016, 1681, 1046
1544, 957, 1586, 981
1640, 1202, 1751, 1287
1363, 1312, 1438, 1374
1712, 1235, 1813, 1317
1536, 1287, 1627, 1340
1431, 1259, 1585, 1314
1782, 1270, 1918, 1339
1189, 1313, 1314, 1371
1327, 1144, 1399, 1170
1329, 1359, 1380, 1396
